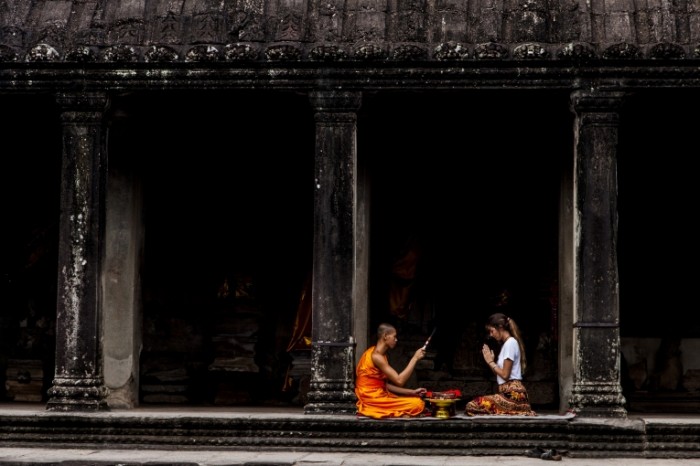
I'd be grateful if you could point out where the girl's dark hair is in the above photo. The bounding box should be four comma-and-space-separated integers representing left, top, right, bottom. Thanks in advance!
486, 313, 527, 373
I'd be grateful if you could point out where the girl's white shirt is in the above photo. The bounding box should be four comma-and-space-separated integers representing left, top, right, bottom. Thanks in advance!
496, 336, 522, 385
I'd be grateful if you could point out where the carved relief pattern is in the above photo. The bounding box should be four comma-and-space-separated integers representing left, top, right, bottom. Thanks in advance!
632, 2, 678, 44
2, 1, 700, 64
602, 42, 641, 59
512, 42, 549, 59
228, 0, 267, 41
433, 0, 467, 43
348, 0, 387, 43
353, 43, 385, 60
185, 45, 222, 61
107, 19, 144, 45
191, 12, 223, 44
100, 44, 138, 62
0, 44, 18, 61
309, 44, 348, 60
0, 26, 25, 48
37, 21, 67, 51
25, 43, 60, 62
503, 0, 550, 43
224, 42, 259, 60
65, 46, 97, 62
557, 42, 595, 60
474, 42, 509, 59
265, 43, 302, 60
472, 7, 503, 43
151, 12, 182, 45
648, 42, 685, 59
391, 43, 427, 60
276, 9, 303, 40
75, 28, 105, 46
394, 0, 427, 44
433, 41, 469, 60
317, 0, 344, 42
144, 45, 180, 62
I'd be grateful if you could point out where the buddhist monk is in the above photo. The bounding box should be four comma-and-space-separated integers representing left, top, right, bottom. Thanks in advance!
355, 323, 428, 418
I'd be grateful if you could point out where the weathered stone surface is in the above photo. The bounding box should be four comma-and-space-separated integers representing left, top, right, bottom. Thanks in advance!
0, 409, 699, 458
1, 0, 700, 63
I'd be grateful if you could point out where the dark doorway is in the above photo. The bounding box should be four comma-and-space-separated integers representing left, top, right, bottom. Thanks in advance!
617, 89, 700, 412
1, 94, 61, 403
109, 90, 315, 406
359, 90, 568, 408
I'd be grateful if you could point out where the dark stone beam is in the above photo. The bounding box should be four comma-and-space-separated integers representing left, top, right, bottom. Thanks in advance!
3, 62, 700, 93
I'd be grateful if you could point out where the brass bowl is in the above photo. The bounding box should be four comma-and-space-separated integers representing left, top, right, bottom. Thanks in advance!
427, 398, 459, 419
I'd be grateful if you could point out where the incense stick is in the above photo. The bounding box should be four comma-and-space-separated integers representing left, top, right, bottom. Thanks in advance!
422, 327, 437, 350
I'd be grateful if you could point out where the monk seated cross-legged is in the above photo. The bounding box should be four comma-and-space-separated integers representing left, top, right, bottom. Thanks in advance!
355, 323, 428, 419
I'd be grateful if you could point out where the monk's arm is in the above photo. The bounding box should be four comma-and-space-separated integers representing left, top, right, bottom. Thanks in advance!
372, 348, 424, 387
387, 383, 426, 397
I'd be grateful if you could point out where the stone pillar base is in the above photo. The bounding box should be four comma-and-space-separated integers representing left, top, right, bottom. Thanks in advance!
46, 377, 110, 412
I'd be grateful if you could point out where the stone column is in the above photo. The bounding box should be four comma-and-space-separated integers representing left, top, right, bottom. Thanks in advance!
47, 92, 110, 411
568, 90, 627, 418
102, 107, 144, 409
305, 91, 363, 414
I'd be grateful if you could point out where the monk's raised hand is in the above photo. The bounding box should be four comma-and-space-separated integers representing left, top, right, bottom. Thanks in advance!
413, 347, 426, 361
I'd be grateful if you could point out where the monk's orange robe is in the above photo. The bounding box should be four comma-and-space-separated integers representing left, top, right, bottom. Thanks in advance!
355, 346, 426, 419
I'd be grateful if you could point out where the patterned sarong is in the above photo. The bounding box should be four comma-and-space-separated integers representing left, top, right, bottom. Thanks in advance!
464, 380, 536, 416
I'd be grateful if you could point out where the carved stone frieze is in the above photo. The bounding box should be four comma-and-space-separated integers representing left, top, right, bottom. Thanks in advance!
396, 11, 426, 42
309, 44, 348, 61
37, 21, 67, 51
345, 0, 386, 42
65, 46, 97, 63
227, 0, 267, 42
557, 42, 595, 61
101, 44, 138, 62
75, 27, 105, 47
602, 42, 641, 59
0, 44, 18, 62
275, 9, 304, 41
512, 42, 549, 59
503, 3, 550, 43
190, 12, 224, 44
150, 12, 182, 45
185, 45, 221, 62
107, 19, 144, 45
224, 43, 259, 61
265, 43, 302, 60
474, 42, 509, 60
144, 45, 180, 62
431, 2, 467, 44
0, 2, 699, 66
391, 44, 427, 60
648, 42, 685, 59
0, 26, 25, 48
433, 41, 469, 60
352, 43, 385, 60
25, 43, 61, 62
313, 0, 344, 42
